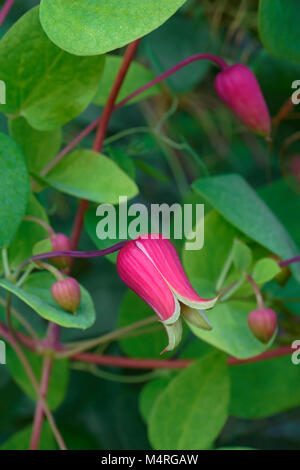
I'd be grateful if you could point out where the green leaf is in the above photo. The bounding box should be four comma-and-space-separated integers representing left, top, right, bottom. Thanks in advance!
0, 272, 96, 329
0, 132, 30, 248
32, 238, 53, 257
107, 147, 136, 180
93, 55, 159, 106
39, 0, 187, 56
183, 210, 239, 285
9, 117, 62, 176
259, 179, 300, 247
148, 352, 230, 450
253, 258, 281, 285
139, 376, 173, 423
193, 174, 300, 283
118, 290, 185, 358
230, 355, 300, 418
6, 345, 69, 410
254, 50, 300, 114
0, 7, 105, 130
6, 194, 49, 269
232, 239, 252, 273
144, 14, 213, 93
44, 150, 138, 204
259, 0, 300, 64
189, 292, 272, 359
1, 422, 56, 450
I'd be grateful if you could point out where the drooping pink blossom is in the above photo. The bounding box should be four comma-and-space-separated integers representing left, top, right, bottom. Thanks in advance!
117, 234, 218, 352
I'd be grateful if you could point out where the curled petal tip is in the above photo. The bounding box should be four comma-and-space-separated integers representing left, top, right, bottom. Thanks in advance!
161, 318, 183, 354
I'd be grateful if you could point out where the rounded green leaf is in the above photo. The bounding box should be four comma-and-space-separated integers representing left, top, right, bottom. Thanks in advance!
0, 133, 30, 248
252, 258, 281, 285
149, 352, 230, 450
44, 150, 138, 204
259, 0, 300, 64
0, 272, 96, 329
40, 0, 187, 56
93, 56, 160, 106
0, 7, 105, 130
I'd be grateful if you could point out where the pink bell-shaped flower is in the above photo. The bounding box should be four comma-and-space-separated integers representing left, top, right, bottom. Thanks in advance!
117, 234, 218, 353
215, 64, 271, 137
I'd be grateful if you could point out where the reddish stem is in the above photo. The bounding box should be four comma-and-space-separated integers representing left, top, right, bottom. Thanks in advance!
41, 53, 228, 177
279, 256, 300, 268
0, 320, 298, 369
69, 39, 141, 252
246, 274, 264, 310
227, 346, 295, 366
0, 0, 14, 26
93, 39, 141, 153
72, 345, 298, 370
30, 323, 60, 450
117, 53, 228, 108
29, 355, 53, 450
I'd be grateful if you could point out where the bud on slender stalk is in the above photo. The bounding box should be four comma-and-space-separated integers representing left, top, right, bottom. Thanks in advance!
51, 277, 81, 313
248, 308, 277, 343
50, 233, 71, 269
215, 64, 271, 137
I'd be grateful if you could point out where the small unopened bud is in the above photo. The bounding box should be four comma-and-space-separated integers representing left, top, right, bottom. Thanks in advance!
50, 233, 71, 269
215, 64, 271, 137
51, 277, 81, 313
248, 308, 277, 343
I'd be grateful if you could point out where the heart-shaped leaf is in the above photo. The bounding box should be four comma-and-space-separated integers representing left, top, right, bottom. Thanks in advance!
0, 7, 105, 130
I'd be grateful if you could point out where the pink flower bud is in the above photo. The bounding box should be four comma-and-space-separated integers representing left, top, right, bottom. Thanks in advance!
248, 308, 277, 343
51, 277, 81, 313
50, 233, 71, 269
215, 64, 271, 137
117, 234, 218, 352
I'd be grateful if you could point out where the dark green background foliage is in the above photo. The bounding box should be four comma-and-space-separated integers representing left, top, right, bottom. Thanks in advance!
0, 0, 300, 451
